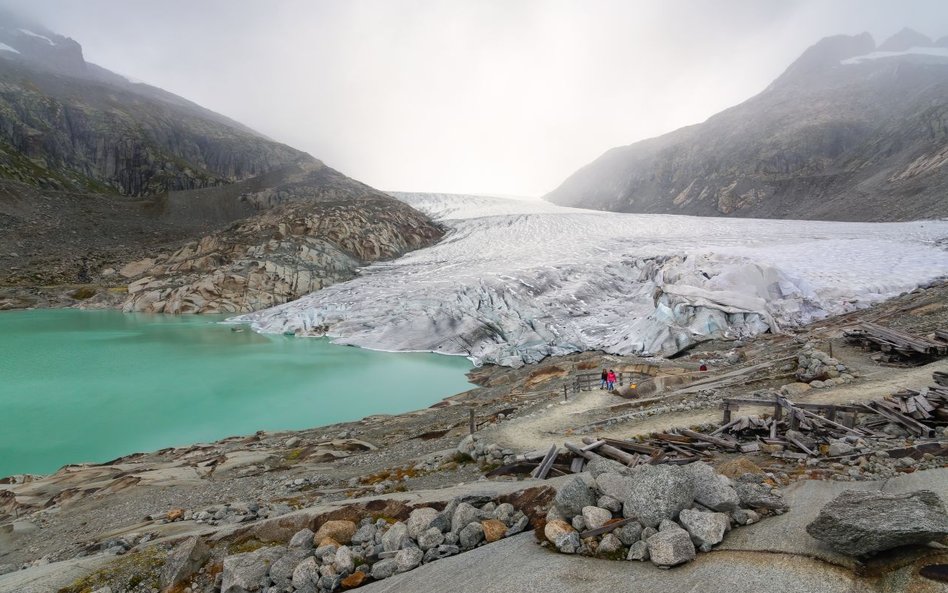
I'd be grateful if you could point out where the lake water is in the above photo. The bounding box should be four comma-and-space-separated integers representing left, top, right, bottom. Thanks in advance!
0, 310, 473, 477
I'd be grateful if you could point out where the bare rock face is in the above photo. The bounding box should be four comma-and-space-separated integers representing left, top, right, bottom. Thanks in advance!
120, 164, 443, 315
806, 489, 948, 556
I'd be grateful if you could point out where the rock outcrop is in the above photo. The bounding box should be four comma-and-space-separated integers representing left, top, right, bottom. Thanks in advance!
119, 164, 443, 314
806, 489, 948, 556
545, 29, 948, 222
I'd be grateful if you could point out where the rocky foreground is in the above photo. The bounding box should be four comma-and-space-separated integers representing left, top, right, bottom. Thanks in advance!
2, 284, 948, 593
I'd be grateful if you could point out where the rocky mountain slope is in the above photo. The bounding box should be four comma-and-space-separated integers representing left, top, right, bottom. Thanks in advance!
0, 13, 308, 196
545, 29, 948, 221
0, 14, 444, 312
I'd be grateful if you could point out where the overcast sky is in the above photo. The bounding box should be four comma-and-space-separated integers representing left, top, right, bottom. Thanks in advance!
3, 0, 947, 196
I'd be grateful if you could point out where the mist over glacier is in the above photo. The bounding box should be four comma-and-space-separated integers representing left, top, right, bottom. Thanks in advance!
232, 194, 948, 366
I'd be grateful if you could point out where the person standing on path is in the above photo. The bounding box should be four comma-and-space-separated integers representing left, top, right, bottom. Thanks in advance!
600, 368, 608, 389
606, 369, 617, 390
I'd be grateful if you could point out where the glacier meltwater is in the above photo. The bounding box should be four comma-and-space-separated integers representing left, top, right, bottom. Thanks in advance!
233, 194, 948, 367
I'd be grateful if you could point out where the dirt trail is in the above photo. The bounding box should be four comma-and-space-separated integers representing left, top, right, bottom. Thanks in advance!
485, 389, 616, 451
488, 358, 948, 451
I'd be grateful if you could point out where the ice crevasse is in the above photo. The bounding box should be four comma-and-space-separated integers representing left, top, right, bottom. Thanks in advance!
232, 193, 948, 367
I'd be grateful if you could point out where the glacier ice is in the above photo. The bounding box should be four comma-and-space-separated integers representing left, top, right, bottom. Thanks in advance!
231, 193, 948, 367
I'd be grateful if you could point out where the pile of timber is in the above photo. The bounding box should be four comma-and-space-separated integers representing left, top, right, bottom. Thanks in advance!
508, 371, 948, 478
845, 322, 948, 362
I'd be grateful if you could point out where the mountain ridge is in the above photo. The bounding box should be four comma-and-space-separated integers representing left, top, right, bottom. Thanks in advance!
0, 15, 444, 313
544, 29, 948, 221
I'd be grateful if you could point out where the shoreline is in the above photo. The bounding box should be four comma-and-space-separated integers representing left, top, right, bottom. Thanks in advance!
1, 281, 947, 588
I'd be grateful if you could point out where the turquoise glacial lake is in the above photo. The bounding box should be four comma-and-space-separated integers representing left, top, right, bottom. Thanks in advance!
0, 310, 473, 477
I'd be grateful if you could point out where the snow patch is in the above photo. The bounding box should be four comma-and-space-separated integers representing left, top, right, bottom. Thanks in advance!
232, 195, 948, 367
841, 46, 948, 64
17, 28, 54, 45
0, 42, 20, 54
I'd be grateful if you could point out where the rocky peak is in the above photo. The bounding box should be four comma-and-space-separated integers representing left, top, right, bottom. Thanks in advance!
772, 32, 875, 85
877, 27, 934, 52
0, 11, 86, 75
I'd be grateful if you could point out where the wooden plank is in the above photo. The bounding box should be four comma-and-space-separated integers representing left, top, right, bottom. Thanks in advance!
601, 438, 662, 456
581, 440, 606, 452
569, 457, 586, 473
739, 441, 760, 453
710, 418, 741, 436
653, 433, 695, 444
677, 428, 740, 451
785, 432, 816, 456
578, 517, 636, 539
531, 444, 559, 479
582, 437, 640, 465
863, 403, 934, 437
780, 397, 865, 436
564, 442, 594, 461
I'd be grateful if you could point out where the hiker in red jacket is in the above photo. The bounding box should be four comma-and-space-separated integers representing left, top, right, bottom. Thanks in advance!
606, 369, 617, 390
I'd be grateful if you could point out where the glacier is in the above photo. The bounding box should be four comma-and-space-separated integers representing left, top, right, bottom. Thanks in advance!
231, 193, 948, 367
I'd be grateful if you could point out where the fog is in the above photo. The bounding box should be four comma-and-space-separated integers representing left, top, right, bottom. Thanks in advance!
3, 0, 946, 196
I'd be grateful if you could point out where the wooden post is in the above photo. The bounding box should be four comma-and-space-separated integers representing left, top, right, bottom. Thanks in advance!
789, 410, 800, 431
469, 408, 475, 435
828, 341, 833, 358
563, 385, 568, 402
723, 402, 733, 424
773, 402, 782, 422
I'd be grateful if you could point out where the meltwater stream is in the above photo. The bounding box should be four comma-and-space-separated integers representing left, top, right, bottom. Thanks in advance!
0, 310, 473, 477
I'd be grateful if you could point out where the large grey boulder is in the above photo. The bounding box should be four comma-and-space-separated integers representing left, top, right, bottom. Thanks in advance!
351, 523, 377, 545
417, 526, 445, 551
430, 499, 459, 533
627, 540, 649, 561
614, 521, 644, 546
333, 545, 355, 575
381, 521, 410, 552
160, 536, 210, 589
734, 475, 788, 511
595, 472, 635, 503
371, 558, 398, 580
685, 462, 740, 511
407, 507, 439, 539
459, 522, 485, 550
267, 550, 308, 589
554, 477, 597, 519
291, 556, 320, 591
806, 489, 948, 556
586, 453, 633, 477
451, 502, 487, 534
394, 547, 424, 572
581, 506, 613, 530
678, 508, 729, 548
288, 528, 316, 549
623, 465, 695, 527
646, 524, 696, 566
222, 546, 286, 593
